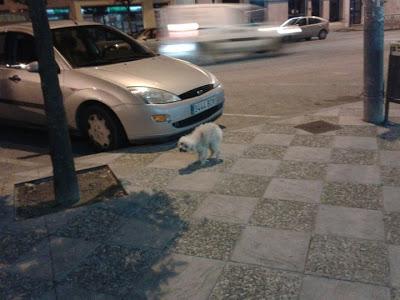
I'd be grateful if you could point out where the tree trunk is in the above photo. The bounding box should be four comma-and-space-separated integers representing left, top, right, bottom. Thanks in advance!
27, 0, 80, 206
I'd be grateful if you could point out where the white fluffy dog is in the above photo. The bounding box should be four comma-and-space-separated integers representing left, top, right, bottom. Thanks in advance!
178, 123, 223, 165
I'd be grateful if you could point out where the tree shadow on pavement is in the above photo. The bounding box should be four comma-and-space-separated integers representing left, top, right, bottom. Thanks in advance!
59, 190, 192, 299
0, 190, 192, 299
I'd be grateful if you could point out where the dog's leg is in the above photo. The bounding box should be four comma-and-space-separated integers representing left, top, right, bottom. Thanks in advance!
198, 148, 208, 165
210, 141, 221, 159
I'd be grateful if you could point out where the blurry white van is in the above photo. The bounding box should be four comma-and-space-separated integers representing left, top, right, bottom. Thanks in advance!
152, 4, 282, 63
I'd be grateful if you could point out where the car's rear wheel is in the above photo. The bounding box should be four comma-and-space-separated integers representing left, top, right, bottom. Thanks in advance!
79, 104, 127, 152
318, 30, 328, 40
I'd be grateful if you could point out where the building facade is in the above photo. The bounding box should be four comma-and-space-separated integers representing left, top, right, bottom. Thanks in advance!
0, 0, 398, 29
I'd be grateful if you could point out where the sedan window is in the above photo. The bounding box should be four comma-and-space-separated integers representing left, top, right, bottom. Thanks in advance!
0, 33, 6, 65
53, 25, 155, 68
296, 18, 307, 26
308, 18, 321, 24
1, 32, 38, 66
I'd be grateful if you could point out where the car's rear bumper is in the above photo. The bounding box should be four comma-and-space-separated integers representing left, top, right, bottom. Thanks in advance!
114, 84, 225, 142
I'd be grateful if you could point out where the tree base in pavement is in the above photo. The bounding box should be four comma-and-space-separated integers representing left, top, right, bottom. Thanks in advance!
14, 165, 126, 219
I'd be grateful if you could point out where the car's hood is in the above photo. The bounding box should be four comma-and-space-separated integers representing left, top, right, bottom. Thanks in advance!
76, 55, 213, 95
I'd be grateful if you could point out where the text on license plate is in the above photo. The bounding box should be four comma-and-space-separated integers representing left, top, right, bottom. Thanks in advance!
191, 96, 217, 115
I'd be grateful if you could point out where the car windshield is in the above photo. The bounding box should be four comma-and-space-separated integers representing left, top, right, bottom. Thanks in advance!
52, 25, 155, 68
281, 19, 298, 26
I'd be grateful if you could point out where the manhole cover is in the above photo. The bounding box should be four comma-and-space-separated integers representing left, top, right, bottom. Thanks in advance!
295, 120, 342, 134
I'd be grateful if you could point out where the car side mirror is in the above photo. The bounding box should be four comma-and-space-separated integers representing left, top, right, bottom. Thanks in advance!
24, 61, 61, 74
25, 61, 39, 73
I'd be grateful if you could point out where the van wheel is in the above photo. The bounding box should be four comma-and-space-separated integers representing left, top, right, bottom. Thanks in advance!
80, 105, 126, 152
318, 30, 328, 40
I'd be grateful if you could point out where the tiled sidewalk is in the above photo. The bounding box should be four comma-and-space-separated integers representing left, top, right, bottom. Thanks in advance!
0, 101, 400, 299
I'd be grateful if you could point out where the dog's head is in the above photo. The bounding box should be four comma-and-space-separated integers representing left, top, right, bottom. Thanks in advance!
178, 136, 195, 153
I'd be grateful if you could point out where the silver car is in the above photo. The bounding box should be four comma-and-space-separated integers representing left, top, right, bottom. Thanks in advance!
0, 21, 224, 151
281, 16, 329, 40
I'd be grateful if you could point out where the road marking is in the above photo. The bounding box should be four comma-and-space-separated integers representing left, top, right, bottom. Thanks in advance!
223, 113, 281, 118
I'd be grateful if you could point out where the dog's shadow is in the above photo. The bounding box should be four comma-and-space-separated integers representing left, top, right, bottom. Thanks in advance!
179, 158, 223, 175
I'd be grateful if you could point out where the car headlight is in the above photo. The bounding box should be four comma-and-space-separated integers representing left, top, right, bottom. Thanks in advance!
128, 87, 181, 104
159, 43, 197, 54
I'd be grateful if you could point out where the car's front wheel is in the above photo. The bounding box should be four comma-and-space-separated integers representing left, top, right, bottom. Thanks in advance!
318, 30, 328, 40
79, 104, 127, 152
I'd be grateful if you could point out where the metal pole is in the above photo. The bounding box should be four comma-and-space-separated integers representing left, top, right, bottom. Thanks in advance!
363, 0, 385, 124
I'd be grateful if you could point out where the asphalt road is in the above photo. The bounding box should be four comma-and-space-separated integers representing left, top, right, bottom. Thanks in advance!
208, 29, 400, 129
1, 30, 399, 161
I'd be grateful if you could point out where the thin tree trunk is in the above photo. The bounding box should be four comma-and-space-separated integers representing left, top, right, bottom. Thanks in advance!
27, 0, 80, 205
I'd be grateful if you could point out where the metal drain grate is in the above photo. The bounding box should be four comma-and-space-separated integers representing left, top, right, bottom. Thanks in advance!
295, 120, 342, 134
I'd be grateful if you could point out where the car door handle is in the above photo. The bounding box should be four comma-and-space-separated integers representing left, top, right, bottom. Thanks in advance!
8, 75, 21, 82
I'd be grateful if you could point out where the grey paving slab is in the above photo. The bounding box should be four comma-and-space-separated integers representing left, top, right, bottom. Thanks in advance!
210, 263, 302, 300
336, 125, 378, 137
380, 151, 400, 167
313, 107, 340, 117
243, 144, 288, 160
394, 288, 400, 300
146, 253, 225, 300
338, 116, 375, 126
264, 178, 323, 203
321, 182, 382, 210
213, 173, 270, 197
219, 143, 249, 157
147, 152, 197, 169
378, 138, 400, 151
305, 235, 390, 285
381, 166, 400, 186
300, 115, 340, 125
4, 238, 52, 280
66, 244, 159, 296
176, 157, 235, 175
168, 172, 221, 192
290, 134, 334, 148
173, 219, 242, 260
229, 158, 280, 176
44, 205, 94, 235
223, 131, 258, 144
192, 194, 258, 224
252, 133, 295, 146
231, 226, 310, 272
389, 245, 400, 288
50, 237, 99, 282
56, 283, 119, 300
331, 148, 378, 165
121, 168, 178, 193
0, 226, 48, 265
333, 136, 378, 150
109, 151, 160, 174
315, 205, 385, 240
111, 217, 179, 249
327, 164, 381, 184
250, 198, 317, 231
275, 161, 327, 180
54, 207, 122, 242
284, 146, 331, 162
74, 153, 123, 167
261, 124, 298, 134
300, 275, 391, 300
383, 186, 400, 212
0, 271, 54, 300
385, 212, 400, 245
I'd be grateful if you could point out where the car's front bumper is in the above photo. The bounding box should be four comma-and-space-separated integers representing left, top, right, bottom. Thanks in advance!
114, 84, 225, 142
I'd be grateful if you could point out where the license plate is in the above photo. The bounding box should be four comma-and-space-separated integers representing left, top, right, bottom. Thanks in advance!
191, 96, 217, 115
